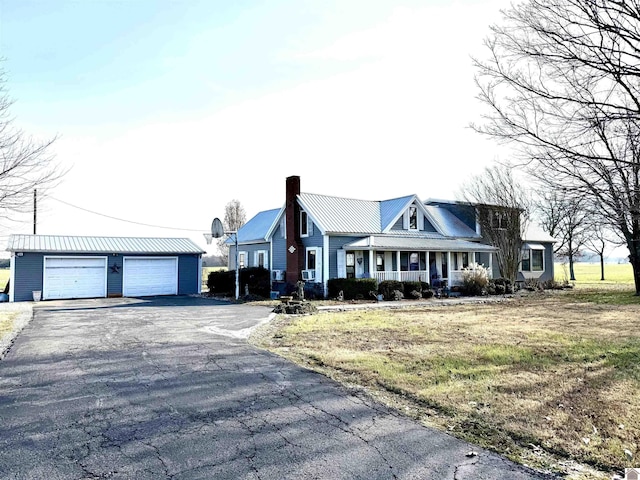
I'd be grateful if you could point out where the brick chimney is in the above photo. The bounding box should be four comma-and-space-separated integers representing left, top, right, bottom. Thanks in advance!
285, 176, 304, 282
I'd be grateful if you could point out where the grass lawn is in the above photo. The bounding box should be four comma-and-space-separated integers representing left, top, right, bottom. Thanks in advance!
252, 284, 639, 479
0, 268, 8, 289
555, 261, 634, 286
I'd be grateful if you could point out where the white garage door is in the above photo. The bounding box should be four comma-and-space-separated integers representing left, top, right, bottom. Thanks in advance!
43, 257, 107, 300
123, 257, 178, 297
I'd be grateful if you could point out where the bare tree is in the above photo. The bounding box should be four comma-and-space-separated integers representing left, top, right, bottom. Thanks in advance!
472, 0, 640, 295
535, 190, 588, 281
461, 165, 530, 283
584, 223, 612, 281
0, 69, 62, 223
216, 199, 246, 265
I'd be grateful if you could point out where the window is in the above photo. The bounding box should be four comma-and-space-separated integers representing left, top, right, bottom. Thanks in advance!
409, 252, 419, 270
462, 252, 469, 269
254, 250, 268, 269
300, 210, 308, 237
491, 210, 506, 229
441, 254, 448, 279
307, 248, 316, 270
409, 206, 418, 230
521, 247, 544, 272
521, 249, 530, 271
305, 247, 322, 282
346, 252, 355, 278
376, 253, 385, 272
238, 251, 247, 269
532, 250, 543, 271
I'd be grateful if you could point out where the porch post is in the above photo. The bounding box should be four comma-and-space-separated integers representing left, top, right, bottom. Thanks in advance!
369, 250, 374, 278
396, 251, 401, 281
489, 251, 493, 278
426, 251, 430, 283
446, 252, 451, 281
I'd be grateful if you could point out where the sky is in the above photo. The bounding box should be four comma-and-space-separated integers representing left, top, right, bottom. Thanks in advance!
0, 0, 517, 256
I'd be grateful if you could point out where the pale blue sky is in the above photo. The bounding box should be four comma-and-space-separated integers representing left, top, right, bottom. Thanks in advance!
0, 0, 514, 254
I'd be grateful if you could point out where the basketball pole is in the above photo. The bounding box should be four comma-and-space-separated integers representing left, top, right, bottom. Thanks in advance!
207, 217, 239, 301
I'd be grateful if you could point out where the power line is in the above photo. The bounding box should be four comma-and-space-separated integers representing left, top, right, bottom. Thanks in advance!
50, 197, 205, 232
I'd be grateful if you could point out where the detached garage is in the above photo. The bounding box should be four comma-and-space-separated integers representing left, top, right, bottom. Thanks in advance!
6, 235, 205, 302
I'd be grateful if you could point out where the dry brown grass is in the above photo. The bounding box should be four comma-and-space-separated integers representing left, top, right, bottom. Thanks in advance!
0, 312, 16, 343
251, 290, 640, 479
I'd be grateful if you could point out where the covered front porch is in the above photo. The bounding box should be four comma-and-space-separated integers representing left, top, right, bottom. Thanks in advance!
339, 236, 497, 287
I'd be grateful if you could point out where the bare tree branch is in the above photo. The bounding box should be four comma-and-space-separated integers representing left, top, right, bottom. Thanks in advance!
472, 0, 640, 294
0, 67, 64, 225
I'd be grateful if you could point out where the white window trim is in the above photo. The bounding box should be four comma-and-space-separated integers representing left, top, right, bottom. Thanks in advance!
238, 251, 247, 269
520, 247, 545, 277
305, 246, 322, 283
254, 250, 269, 270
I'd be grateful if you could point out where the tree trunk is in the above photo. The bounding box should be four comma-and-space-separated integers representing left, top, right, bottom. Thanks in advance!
599, 254, 605, 281
632, 259, 640, 296
569, 254, 576, 281
628, 238, 640, 295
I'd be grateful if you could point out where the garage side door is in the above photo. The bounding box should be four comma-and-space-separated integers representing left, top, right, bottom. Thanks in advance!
43, 257, 107, 300
123, 257, 178, 297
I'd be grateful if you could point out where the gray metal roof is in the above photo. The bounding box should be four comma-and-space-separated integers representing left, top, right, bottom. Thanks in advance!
380, 195, 414, 230
6, 235, 205, 254
424, 205, 479, 238
342, 235, 497, 252
235, 208, 281, 244
299, 193, 382, 234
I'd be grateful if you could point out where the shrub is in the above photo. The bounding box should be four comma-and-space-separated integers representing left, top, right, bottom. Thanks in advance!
208, 268, 271, 299
423, 289, 435, 299
492, 278, 513, 294
391, 289, 404, 301
460, 263, 490, 296
239, 267, 271, 298
403, 281, 423, 298
378, 280, 404, 301
328, 278, 377, 300
207, 270, 236, 296
523, 278, 541, 291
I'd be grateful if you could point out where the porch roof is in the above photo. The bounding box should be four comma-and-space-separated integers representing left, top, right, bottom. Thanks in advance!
342, 235, 497, 252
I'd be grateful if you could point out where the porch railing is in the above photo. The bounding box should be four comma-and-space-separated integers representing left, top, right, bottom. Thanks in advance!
372, 270, 478, 287
373, 271, 432, 284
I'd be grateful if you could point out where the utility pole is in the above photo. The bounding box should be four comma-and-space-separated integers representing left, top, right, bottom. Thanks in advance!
33, 189, 37, 235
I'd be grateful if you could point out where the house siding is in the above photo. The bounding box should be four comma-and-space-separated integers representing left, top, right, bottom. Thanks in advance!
328, 235, 365, 279
272, 222, 287, 271
230, 243, 270, 270
423, 216, 437, 232
11, 253, 44, 302
178, 254, 200, 294
107, 255, 124, 296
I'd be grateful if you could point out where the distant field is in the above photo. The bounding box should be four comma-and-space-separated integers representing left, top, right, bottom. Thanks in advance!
555, 262, 634, 285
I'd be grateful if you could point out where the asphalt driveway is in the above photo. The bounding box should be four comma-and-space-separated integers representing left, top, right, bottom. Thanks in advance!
0, 296, 555, 479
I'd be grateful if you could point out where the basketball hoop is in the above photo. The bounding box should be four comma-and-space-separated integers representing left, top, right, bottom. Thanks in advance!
203, 233, 213, 245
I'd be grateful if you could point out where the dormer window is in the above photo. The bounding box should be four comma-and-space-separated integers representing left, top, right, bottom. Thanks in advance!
409, 206, 418, 230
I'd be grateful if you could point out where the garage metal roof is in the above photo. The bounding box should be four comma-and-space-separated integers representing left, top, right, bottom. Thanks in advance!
6, 235, 205, 254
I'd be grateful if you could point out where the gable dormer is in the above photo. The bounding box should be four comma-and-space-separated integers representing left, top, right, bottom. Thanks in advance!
388, 199, 437, 233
